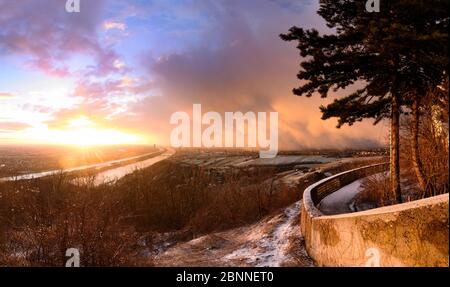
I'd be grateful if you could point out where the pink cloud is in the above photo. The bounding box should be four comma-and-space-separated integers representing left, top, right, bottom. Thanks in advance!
0, 0, 120, 77
0, 92, 15, 100
103, 20, 127, 31
0, 122, 31, 132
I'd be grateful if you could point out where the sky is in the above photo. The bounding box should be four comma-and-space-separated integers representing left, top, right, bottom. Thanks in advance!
0, 0, 388, 150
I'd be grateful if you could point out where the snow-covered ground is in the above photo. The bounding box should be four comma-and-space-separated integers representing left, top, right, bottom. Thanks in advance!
151, 155, 387, 266
318, 172, 386, 215
318, 180, 363, 215
153, 201, 313, 267
234, 155, 336, 167
223, 202, 307, 267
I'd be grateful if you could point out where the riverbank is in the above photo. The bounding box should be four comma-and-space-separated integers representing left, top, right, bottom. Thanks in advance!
0, 148, 167, 182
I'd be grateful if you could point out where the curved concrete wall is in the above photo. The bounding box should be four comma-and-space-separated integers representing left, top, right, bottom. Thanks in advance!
301, 164, 449, 267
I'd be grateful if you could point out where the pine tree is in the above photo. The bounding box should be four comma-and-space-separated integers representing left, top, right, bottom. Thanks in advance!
281, 0, 448, 203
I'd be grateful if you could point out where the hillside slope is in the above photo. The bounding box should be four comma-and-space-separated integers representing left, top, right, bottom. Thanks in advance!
154, 201, 313, 267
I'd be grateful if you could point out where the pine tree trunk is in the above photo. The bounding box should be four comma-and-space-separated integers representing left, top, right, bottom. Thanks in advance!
411, 97, 427, 191
390, 93, 402, 203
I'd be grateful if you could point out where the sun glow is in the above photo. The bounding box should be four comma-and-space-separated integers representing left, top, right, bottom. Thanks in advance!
22, 116, 146, 146
54, 128, 142, 146
68, 116, 95, 129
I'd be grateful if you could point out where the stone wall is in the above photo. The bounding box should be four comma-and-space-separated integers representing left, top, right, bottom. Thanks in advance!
301, 164, 449, 267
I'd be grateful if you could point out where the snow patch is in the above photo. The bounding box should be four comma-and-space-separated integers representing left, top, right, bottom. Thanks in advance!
223, 202, 302, 267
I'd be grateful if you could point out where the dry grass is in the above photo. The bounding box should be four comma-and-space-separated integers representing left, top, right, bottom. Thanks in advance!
356, 101, 448, 209
0, 159, 288, 266
0, 176, 149, 266
0, 152, 389, 266
354, 173, 391, 210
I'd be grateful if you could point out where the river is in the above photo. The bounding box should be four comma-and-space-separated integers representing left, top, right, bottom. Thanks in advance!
93, 147, 175, 185
0, 147, 175, 184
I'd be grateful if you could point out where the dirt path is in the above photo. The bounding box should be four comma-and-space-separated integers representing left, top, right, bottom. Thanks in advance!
318, 179, 363, 215
152, 157, 385, 266
153, 201, 313, 267
318, 172, 387, 215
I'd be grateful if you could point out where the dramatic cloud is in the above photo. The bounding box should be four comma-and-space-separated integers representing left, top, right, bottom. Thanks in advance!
0, 0, 121, 76
0, 0, 388, 149
123, 0, 387, 149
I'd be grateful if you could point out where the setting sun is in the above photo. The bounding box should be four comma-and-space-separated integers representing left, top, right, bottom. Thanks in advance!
15, 116, 146, 146
55, 128, 142, 146
50, 116, 143, 146
68, 116, 95, 129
